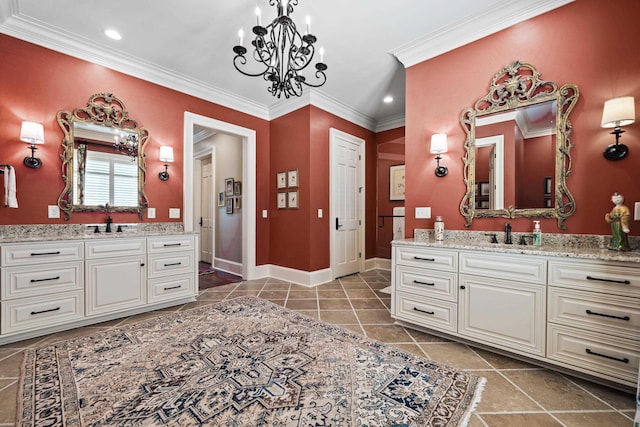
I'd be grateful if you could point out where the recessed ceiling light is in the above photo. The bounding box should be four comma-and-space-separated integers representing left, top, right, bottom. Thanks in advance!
383, 96, 393, 103
104, 29, 122, 40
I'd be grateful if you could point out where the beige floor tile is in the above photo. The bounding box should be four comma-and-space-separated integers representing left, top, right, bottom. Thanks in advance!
341, 282, 370, 289
316, 282, 343, 289
288, 289, 318, 299
478, 413, 563, 426
320, 310, 359, 325
265, 299, 286, 307
344, 289, 378, 299
235, 282, 265, 291
0, 352, 23, 378
568, 376, 635, 410
362, 325, 414, 343
285, 299, 318, 311
316, 289, 347, 299
467, 414, 486, 427
404, 327, 451, 343
0, 380, 18, 423
553, 411, 632, 427
356, 309, 394, 324
258, 290, 289, 300
503, 370, 611, 411
38, 326, 111, 345
318, 299, 352, 310
350, 299, 387, 310
337, 324, 365, 336
294, 310, 319, 319
474, 371, 541, 413
419, 342, 493, 370
227, 290, 261, 298
472, 347, 539, 369
264, 282, 291, 290
394, 343, 428, 358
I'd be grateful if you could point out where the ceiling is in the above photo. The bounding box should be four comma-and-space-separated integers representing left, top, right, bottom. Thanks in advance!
0, 0, 572, 131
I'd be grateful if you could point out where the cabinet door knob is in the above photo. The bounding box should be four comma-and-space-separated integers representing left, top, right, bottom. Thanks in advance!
460, 285, 466, 289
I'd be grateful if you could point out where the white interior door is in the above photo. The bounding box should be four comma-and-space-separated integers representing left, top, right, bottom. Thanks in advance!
200, 159, 213, 263
330, 129, 364, 279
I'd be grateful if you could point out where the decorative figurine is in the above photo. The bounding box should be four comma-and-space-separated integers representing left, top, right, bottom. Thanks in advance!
605, 192, 631, 251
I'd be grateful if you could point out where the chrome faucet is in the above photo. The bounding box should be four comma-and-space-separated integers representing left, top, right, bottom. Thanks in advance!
504, 222, 513, 244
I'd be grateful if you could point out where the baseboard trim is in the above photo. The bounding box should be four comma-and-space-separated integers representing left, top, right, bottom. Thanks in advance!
213, 258, 242, 276
365, 257, 391, 271
267, 265, 333, 287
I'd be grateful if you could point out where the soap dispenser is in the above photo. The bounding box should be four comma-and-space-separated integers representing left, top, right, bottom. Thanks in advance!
434, 216, 444, 242
532, 221, 542, 246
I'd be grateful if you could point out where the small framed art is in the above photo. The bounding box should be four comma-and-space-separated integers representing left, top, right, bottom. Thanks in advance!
225, 178, 234, 196
217, 192, 225, 207
389, 164, 405, 201
277, 172, 287, 189
234, 181, 242, 196
226, 197, 234, 214
288, 190, 299, 209
544, 176, 552, 195
234, 196, 241, 210
479, 181, 490, 197
277, 192, 287, 209
287, 169, 298, 188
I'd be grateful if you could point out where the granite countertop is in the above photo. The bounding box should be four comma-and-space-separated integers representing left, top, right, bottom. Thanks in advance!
394, 237, 640, 264
0, 223, 194, 244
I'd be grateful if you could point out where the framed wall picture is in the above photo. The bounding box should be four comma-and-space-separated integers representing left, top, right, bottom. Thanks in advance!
233, 196, 241, 210
277, 172, 287, 189
287, 169, 298, 188
217, 192, 225, 207
288, 190, 299, 208
479, 181, 490, 197
389, 164, 405, 201
225, 178, 234, 196
226, 197, 234, 214
544, 176, 552, 195
234, 181, 242, 196
277, 192, 287, 209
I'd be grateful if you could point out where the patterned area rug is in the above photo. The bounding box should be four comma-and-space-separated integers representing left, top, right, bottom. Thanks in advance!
18, 296, 484, 426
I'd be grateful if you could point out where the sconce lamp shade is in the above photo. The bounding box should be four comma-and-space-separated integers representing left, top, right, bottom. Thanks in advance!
601, 96, 635, 128
159, 146, 174, 163
20, 121, 45, 145
430, 133, 448, 154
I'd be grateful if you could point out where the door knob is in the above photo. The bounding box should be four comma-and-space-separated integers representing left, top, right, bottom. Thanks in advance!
335, 218, 343, 230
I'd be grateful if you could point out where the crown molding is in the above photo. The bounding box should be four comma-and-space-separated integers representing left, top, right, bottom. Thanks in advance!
0, 10, 271, 120
391, 0, 574, 68
375, 115, 405, 133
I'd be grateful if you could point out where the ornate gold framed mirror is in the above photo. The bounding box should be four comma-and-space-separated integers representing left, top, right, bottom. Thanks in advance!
459, 60, 579, 229
57, 93, 149, 220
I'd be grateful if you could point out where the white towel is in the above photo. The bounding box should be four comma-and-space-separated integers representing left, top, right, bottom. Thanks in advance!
392, 206, 405, 240
4, 166, 18, 208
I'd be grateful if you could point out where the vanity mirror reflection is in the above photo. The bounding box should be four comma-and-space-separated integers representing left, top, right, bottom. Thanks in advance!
57, 93, 149, 220
459, 60, 579, 229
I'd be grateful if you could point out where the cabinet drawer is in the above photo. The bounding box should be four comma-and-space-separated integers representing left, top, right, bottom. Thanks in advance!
395, 265, 457, 302
547, 324, 640, 386
1, 261, 83, 300
459, 251, 546, 285
148, 253, 195, 278
394, 246, 457, 272
548, 259, 640, 297
1, 241, 83, 267
85, 238, 146, 259
147, 235, 196, 253
394, 291, 457, 333
1, 291, 84, 334
148, 275, 195, 303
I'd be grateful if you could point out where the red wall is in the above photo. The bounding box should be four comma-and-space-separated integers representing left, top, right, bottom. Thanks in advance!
0, 35, 272, 266
405, 0, 640, 236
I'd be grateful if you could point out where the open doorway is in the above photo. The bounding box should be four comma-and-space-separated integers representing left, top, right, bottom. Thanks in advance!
182, 112, 258, 281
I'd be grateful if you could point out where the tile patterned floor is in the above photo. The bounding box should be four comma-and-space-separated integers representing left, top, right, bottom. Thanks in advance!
0, 269, 635, 426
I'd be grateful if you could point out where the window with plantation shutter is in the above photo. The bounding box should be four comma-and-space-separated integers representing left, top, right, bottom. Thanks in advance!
74, 149, 138, 207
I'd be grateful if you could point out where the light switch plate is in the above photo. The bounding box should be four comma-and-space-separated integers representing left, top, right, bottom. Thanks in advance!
415, 207, 431, 219
318, 209, 323, 218
147, 208, 156, 219
47, 205, 60, 219
262, 209, 268, 218
635, 202, 640, 221
169, 208, 180, 219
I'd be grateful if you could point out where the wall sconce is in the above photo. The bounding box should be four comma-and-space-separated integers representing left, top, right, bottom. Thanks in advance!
430, 133, 448, 177
158, 146, 174, 181
601, 96, 635, 161
20, 121, 44, 168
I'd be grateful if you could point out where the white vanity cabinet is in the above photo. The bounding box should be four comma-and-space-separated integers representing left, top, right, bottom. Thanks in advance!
0, 241, 84, 334
85, 238, 147, 317
147, 235, 197, 303
391, 241, 640, 388
547, 258, 640, 386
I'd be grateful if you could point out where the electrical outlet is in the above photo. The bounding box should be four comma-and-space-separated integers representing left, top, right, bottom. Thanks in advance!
169, 208, 181, 219
47, 205, 60, 219
415, 207, 431, 219
635, 202, 640, 221
147, 208, 156, 219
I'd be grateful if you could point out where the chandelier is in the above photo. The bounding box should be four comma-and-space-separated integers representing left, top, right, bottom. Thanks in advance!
113, 132, 138, 159
232, 0, 327, 99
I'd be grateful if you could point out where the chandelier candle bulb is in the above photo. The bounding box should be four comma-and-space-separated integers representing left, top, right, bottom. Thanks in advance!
306, 16, 310, 34
320, 46, 324, 62
238, 28, 244, 46
255, 7, 261, 26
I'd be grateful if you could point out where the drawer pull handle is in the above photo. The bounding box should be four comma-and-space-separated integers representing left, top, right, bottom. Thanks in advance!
413, 256, 435, 262
30, 251, 61, 256
586, 275, 630, 285
413, 307, 435, 315
164, 262, 182, 267
164, 285, 182, 291
30, 276, 61, 283
413, 280, 435, 286
585, 309, 630, 321
31, 307, 61, 315
163, 243, 182, 247
585, 348, 629, 364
